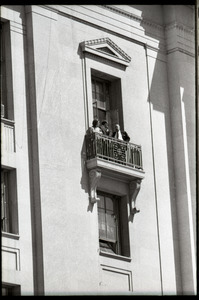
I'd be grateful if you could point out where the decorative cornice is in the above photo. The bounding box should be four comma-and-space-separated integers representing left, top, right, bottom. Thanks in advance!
102, 5, 142, 23
101, 5, 164, 32
101, 5, 194, 36
165, 21, 194, 35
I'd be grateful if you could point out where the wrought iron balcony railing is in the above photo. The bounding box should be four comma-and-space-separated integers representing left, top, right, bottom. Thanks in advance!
86, 133, 143, 170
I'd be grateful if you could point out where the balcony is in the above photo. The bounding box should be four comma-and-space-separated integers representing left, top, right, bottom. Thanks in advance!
85, 133, 145, 209
86, 132, 144, 175
1, 118, 16, 167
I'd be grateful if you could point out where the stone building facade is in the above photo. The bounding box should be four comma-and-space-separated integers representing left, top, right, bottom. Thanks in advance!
1, 4, 196, 295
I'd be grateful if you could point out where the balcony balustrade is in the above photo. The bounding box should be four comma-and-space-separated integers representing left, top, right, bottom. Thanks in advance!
86, 132, 143, 170
1, 118, 16, 168
1, 118, 15, 153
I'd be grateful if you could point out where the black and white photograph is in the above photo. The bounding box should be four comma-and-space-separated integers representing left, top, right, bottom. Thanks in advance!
1, 1, 198, 296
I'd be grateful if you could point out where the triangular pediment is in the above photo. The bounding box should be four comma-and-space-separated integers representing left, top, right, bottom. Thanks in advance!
97, 46, 118, 57
80, 37, 131, 67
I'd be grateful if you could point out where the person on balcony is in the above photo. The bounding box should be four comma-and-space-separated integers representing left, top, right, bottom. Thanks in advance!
88, 118, 102, 134
100, 120, 110, 136
112, 124, 130, 142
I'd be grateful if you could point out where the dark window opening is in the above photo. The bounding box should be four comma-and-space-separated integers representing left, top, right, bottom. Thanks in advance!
2, 284, 21, 296
0, 21, 14, 120
97, 191, 130, 257
1, 169, 18, 234
91, 71, 124, 133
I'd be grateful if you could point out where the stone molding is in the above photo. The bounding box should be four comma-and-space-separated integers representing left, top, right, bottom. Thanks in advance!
165, 21, 194, 35
167, 47, 195, 58
101, 5, 164, 32
85, 52, 126, 70
102, 5, 194, 36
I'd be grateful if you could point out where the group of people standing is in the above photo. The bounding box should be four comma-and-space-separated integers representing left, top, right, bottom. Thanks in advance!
88, 118, 130, 142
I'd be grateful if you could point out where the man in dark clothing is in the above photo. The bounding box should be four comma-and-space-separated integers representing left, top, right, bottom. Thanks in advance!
112, 124, 130, 142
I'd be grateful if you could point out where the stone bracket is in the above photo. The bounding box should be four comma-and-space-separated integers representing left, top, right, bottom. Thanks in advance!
129, 179, 142, 215
89, 169, 102, 204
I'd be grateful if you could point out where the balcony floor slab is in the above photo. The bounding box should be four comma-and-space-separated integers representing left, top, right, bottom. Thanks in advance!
86, 157, 145, 183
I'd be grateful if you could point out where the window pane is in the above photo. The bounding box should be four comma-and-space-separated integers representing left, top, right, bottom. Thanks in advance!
92, 91, 96, 100
92, 81, 95, 92
96, 81, 103, 93
95, 81, 105, 102
98, 194, 105, 208
99, 240, 115, 254
1, 171, 9, 232
106, 213, 117, 242
97, 100, 106, 110
105, 83, 110, 101
105, 196, 114, 212
97, 192, 121, 255
98, 210, 106, 240
98, 110, 106, 124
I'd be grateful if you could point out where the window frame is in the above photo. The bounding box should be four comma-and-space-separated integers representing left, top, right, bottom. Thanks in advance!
92, 76, 111, 117
91, 70, 124, 134
0, 20, 14, 120
1, 168, 18, 235
97, 190, 131, 260
97, 191, 121, 255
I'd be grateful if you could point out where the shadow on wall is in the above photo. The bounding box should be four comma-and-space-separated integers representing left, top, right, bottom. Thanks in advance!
80, 136, 94, 212
140, 4, 196, 295
140, 6, 182, 294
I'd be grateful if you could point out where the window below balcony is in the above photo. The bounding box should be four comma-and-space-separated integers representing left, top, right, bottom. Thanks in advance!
97, 191, 130, 259
1, 168, 18, 234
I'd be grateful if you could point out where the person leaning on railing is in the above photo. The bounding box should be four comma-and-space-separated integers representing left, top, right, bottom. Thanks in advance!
112, 124, 130, 142
100, 120, 110, 136
111, 124, 130, 163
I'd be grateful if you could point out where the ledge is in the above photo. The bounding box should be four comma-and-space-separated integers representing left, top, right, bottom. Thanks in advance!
1, 232, 20, 240
1, 117, 15, 125
100, 250, 132, 262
